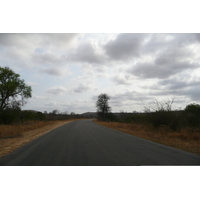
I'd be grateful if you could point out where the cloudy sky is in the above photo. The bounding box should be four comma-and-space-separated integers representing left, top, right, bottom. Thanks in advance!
1, 33, 200, 113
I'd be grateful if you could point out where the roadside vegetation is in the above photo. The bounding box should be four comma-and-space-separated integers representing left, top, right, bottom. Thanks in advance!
0, 120, 50, 138
95, 94, 200, 155
0, 110, 85, 138
0, 66, 85, 139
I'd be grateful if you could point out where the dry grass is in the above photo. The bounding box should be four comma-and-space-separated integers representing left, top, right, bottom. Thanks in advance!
95, 120, 200, 156
0, 121, 53, 138
0, 119, 83, 158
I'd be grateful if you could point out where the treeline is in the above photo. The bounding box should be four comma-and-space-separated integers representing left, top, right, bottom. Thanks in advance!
99, 103, 200, 131
0, 109, 45, 124
0, 109, 84, 124
44, 113, 82, 121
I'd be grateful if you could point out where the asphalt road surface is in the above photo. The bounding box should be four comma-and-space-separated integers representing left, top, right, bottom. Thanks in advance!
0, 119, 200, 166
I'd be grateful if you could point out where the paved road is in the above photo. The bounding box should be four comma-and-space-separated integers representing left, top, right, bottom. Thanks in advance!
0, 119, 200, 166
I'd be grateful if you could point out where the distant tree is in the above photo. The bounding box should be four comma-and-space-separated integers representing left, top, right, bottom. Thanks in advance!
96, 93, 111, 121
51, 109, 59, 115
0, 66, 32, 111
62, 111, 69, 115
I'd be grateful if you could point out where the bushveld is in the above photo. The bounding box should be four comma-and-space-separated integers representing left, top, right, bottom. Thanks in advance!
96, 103, 200, 155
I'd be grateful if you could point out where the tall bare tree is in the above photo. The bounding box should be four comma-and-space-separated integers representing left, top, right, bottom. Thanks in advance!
96, 93, 111, 120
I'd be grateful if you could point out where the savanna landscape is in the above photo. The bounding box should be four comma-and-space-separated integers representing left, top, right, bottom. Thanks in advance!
2, 6, 200, 200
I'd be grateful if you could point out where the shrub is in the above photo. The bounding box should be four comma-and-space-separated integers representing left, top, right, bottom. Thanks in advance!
143, 98, 182, 131
184, 103, 200, 127
149, 110, 182, 131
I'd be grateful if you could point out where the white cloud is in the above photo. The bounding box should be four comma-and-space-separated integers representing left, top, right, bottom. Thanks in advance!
1, 33, 200, 113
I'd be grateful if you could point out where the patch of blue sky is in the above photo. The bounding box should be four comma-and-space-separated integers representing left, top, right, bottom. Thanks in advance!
34, 48, 46, 54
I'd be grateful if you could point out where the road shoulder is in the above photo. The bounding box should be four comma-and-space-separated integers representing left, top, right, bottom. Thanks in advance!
0, 120, 74, 158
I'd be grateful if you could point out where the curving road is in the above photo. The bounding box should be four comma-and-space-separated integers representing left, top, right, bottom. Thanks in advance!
0, 119, 200, 166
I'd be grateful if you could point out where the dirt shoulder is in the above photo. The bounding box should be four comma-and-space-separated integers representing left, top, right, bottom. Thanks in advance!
0, 120, 75, 158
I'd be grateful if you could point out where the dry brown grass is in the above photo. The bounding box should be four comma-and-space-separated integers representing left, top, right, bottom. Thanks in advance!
0, 121, 53, 138
0, 119, 83, 158
95, 120, 200, 156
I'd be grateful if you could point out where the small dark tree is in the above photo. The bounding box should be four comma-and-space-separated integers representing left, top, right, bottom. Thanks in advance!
96, 93, 111, 121
51, 109, 59, 115
184, 103, 200, 127
0, 66, 32, 111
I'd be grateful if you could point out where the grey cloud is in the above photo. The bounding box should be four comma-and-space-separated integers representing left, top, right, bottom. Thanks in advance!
0, 34, 15, 46
143, 76, 200, 104
194, 33, 200, 42
111, 91, 151, 102
154, 47, 194, 66
104, 33, 146, 60
143, 33, 200, 54
70, 43, 105, 64
38, 33, 79, 47
34, 53, 71, 76
159, 79, 188, 90
129, 57, 199, 79
109, 92, 152, 112
172, 33, 200, 46
46, 86, 67, 95
40, 67, 65, 76
183, 85, 200, 101
133, 34, 200, 79
157, 78, 200, 101
0, 33, 79, 48
73, 84, 91, 93
33, 52, 65, 66
0, 33, 33, 47
159, 78, 200, 90
129, 62, 173, 79
142, 34, 173, 54
111, 75, 132, 85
